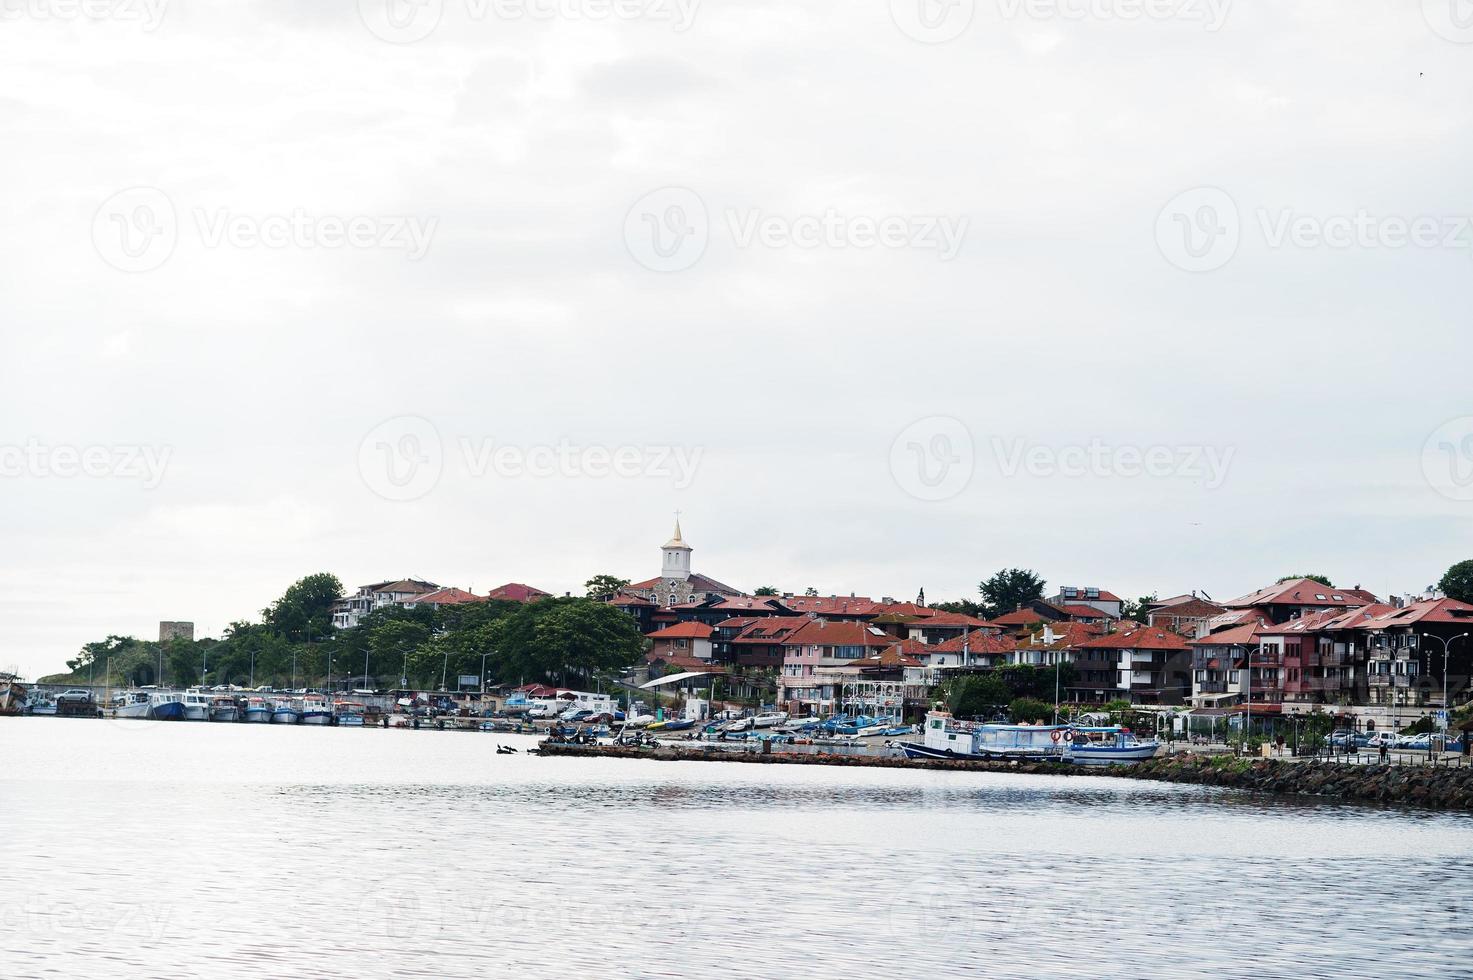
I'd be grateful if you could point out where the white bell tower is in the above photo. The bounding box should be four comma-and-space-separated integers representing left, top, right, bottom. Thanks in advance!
661, 515, 692, 582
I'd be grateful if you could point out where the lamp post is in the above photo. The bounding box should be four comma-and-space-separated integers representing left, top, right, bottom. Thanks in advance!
1419, 632, 1469, 712
480, 651, 489, 696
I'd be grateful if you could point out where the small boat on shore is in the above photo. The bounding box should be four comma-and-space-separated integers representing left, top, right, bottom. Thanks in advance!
752, 712, 788, 729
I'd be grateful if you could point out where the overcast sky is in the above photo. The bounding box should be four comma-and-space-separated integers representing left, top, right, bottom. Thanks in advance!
3, 0, 1471, 679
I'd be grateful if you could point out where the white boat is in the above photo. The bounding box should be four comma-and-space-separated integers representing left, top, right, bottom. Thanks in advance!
622, 713, 655, 728
299, 696, 332, 725
900, 710, 1069, 762
242, 698, 273, 723
271, 699, 300, 724
27, 699, 57, 716
721, 717, 754, 732
112, 691, 152, 719
1065, 727, 1160, 766
752, 712, 788, 729
180, 690, 214, 721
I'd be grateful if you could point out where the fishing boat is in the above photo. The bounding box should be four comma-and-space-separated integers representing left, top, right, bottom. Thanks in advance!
835, 715, 892, 737
0, 679, 28, 716
27, 698, 57, 716
333, 701, 366, 727
209, 697, 239, 722
270, 698, 300, 725
242, 697, 273, 723
501, 692, 533, 715
180, 690, 214, 721
148, 691, 186, 721
899, 710, 1069, 762
299, 695, 333, 725
112, 691, 152, 719
1065, 727, 1160, 766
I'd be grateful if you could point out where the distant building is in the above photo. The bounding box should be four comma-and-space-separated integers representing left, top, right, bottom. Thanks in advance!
624, 520, 745, 608
486, 583, 552, 603
1046, 587, 1123, 619
331, 579, 440, 629
159, 621, 194, 643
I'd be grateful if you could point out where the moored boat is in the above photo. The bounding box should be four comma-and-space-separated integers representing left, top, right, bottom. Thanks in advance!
333, 701, 365, 727
112, 691, 152, 719
209, 697, 239, 722
299, 695, 332, 725
242, 698, 273, 723
900, 710, 1070, 762
180, 690, 213, 721
270, 698, 300, 725
148, 692, 186, 721
1065, 727, 1160, 766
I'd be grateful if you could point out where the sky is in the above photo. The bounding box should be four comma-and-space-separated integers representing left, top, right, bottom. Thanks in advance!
2, 0, 1472, 680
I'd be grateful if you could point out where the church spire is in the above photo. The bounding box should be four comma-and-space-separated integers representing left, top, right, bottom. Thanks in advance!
663, 512, 690, 550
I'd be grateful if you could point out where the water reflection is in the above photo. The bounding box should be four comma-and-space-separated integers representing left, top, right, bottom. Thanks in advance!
3, 720, 1471, 979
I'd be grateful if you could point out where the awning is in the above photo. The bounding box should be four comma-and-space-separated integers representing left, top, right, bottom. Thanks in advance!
639, 671, 713, 689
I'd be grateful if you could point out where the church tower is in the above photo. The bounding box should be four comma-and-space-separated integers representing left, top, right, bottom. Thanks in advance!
661, 517, 693, 582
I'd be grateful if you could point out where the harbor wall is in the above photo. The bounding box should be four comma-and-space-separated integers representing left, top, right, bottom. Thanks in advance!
537, 743, 1473, 811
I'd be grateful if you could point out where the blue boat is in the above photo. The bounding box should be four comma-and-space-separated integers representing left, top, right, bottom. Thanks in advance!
661, 719, 697, 732
899, 710, 1070, 761
148, 693, 186, 721
881, 725, 913, 738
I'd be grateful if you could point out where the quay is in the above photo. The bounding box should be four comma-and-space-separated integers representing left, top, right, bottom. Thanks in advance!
537, 740, 1473, 811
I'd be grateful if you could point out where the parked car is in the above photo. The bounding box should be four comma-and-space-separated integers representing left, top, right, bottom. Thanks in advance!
1364, 732, 1398, 749
1402, 733, 1434, 750
55, 689, 93, 704
1328, 731, 1359, 748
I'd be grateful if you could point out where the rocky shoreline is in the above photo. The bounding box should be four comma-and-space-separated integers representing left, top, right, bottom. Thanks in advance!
537, 742, 1473, 810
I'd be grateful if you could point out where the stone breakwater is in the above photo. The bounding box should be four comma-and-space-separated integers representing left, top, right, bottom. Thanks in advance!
537, 742, 1473, 811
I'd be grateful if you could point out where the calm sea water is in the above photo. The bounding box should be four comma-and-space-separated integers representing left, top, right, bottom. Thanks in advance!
2, 719, 1470, 979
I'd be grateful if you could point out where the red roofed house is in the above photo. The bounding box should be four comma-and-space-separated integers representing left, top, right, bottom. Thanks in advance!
1222, 578, 1374, 623
331, 578, 441, 629
1046, 587, 1124, 619
775, 620, 893, 715
815, 645, 932, 722
1352, 598, 1473, 708
1073, 627, 1193, 704
402, 587, 485, 610
486, 583, 552, 603
1188, 622, 1262, 707
1147, 595, 1227, 637
646, 622, 715, 665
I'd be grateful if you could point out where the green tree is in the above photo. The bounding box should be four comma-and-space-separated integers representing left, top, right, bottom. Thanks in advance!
1008, 697, 1053, 724
1278, 574, 1333, 587
491, 597, 645, 686
754, 585, 780, 596
1439, 560, 1473, 604
263, 573, 344, 636
978, 568, 1046, 618
804, 587, 819, 597
947, 674, 1011, 718
930, 599, 985, 617
584, 574, 631, 601
1121, 593, 1158, 621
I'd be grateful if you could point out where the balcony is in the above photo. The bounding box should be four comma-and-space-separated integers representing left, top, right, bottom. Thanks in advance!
1368, 674, 1412, 689
1196, 680, 1229, 694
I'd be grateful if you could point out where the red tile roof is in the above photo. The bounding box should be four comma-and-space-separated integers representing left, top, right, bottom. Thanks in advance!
1018, 622, 1103, 650
1224, 579, 1376, 609
646, 622, 715, 640
1352, 598, 1473, 628
1189, 622, 1261, 646
989, 608, 1055, 627
627, 573, 745, 595
407, 587, 484, 606
776, 596, 879, 616
930, 629, 1017, 654
1077, 628, 1190, 651
781, 620, 892, 648
1054, 603, 1113, 619
486, 583, 551, 602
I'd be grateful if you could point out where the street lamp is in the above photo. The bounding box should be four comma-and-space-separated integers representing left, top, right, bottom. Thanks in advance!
1419, 632, 1469, 712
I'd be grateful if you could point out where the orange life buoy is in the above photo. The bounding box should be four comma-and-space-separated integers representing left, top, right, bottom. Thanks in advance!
1050, 729, 1062, 743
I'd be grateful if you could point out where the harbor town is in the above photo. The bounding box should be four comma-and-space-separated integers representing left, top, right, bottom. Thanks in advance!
9, 522, 1473, 783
